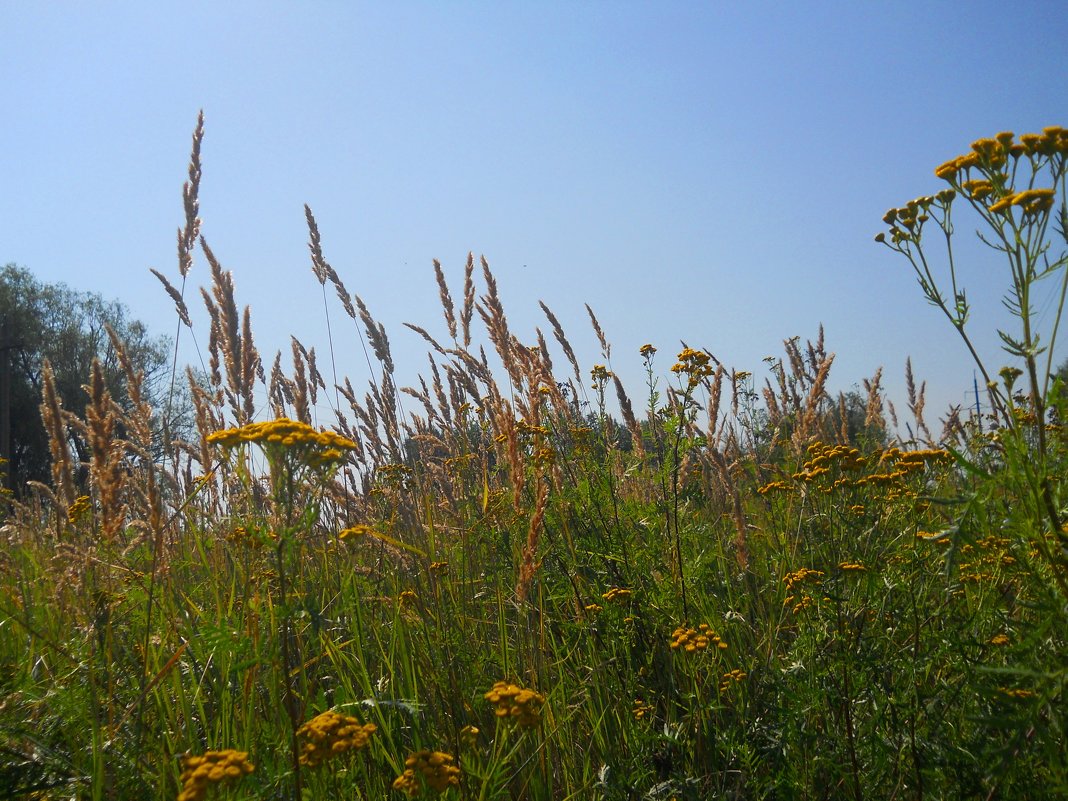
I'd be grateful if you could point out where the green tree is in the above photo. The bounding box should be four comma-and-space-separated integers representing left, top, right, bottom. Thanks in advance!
0, 264, 171, 496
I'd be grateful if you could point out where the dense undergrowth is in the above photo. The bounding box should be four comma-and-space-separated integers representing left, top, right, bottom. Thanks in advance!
1, 120, 1067, 800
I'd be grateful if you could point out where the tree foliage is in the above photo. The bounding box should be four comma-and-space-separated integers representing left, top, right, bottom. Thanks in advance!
0, 263, 170, 496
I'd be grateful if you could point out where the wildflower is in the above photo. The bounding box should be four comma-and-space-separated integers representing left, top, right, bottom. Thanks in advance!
584, 603, 603, 613
719, 669, 747, 692
296, 710, 376, 768
640, 343, 657, 357
393, 750, 461, 796
633, 698, 654, 721
990, 633, 1010, 646
484, 681, 546, 728
839, 562, 866, 572
177, 749, 254, 801
670, 348, 714, 384
399, 590, 418, 606
208, 417, 356, 470
590, 364, 612, 387
67, 494, 91, 525
602, 587, 632, 604
669, 623, 726, 652
459, 725, 479, 747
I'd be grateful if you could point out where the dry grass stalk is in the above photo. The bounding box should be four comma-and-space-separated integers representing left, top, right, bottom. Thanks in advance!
39, 360, 77, 510
795, 352, 835, 451
905, 357, 933, 444
150, 269, 192, 328
85, 359, 127, 543
863, 367, 885, 431
461, 252, 476, 348
585, 304, 610, 360
201, 237, 260, 424
613, 374, 645, 459
105, 325, 163, 539
539, 301, 582, 385
434, 259, 458, 343
477, 258, 522, 390
290, 339, 311, 424
516, 478, 550, 602
178, 111, 204, 279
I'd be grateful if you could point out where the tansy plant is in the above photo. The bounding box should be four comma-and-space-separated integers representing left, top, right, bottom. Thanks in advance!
208, 417, 357, 798
877, 127, 1068, 593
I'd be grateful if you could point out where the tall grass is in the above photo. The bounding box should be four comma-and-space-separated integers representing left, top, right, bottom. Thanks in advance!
1, 122, 1066, 800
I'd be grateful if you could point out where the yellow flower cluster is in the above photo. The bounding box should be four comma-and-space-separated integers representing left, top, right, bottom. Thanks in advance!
633, 698, 654, 721
783, 567, 825, 593
839, 562, 866, 572
935, 128, 1068, 181
177, 750, 254, 801
670, 348, 714, 382
990, 633, 1010, 646
590, 364, 612, 387
955, 535, 1017, 584
484, 681, 546, 728
296, 710, 377, 768
719, 669, 747, 692
459, 725, 479, 747
783, 567, 824, 614
392, 750, 461, 796
208, 417, 357, 468
640, 343, 657, 358
670, 623, 727, 653
602, 587, 632, 604
67, 494, 92, 525
988, 188, 1056, 217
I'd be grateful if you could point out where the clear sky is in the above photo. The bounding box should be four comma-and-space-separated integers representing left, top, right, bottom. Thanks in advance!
3, 2, 1066, 429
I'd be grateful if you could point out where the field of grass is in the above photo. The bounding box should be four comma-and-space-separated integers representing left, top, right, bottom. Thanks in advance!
1, 123, 1067, 800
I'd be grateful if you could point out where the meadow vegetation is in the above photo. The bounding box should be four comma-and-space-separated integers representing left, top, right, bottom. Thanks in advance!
1, 118, 1067, 799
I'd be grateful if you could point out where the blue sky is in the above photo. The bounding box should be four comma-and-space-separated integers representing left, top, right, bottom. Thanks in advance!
3, 2, 1066, 428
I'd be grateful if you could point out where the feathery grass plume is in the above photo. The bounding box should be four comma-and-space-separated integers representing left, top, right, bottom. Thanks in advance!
150, 269, 192, 328
354, 295, 394, 373
613, 374, 646, 458
585, 304, 611, 361
428, 357, 451, 427
838, 393, 850, 443
516, 478, 550, 602
539, 300, 582, 384
477, 256, 523, 389
178, 111, 204, 279
461, 251, 476, 347
104, 325, 162, 532
434, 258, 459, 343
290, 338, 311, 424
85, 358, 127, 544
795, 352, 835, 450
886, 397, 899, 430
201, 237, 260, 423
403, 322, 448, 356
905, 357, 933, 444
39, 360, 77, 510
708, 365, 726, 447
863, 367, 885, 431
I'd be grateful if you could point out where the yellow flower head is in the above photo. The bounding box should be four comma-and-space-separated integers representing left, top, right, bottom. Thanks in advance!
178, 749, 254, 801
484, 681, 546, 728
393, 750, 461, 796
208, 417, 357, 470
296, 710, 376, 768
